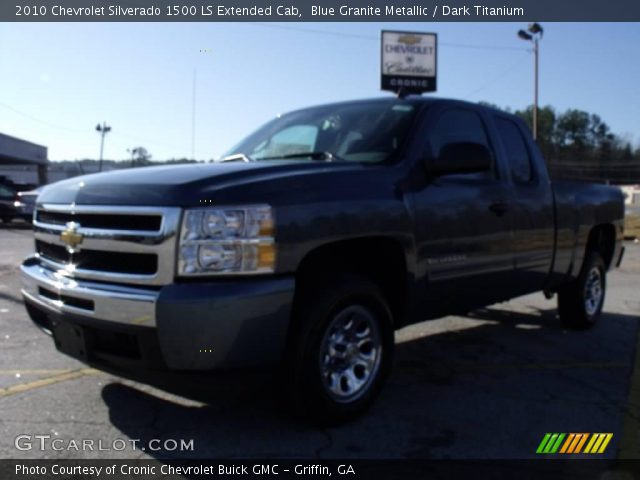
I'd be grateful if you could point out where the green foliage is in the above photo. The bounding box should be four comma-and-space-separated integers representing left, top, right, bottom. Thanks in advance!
514, 105, 557, 159
485, 101, 639, 183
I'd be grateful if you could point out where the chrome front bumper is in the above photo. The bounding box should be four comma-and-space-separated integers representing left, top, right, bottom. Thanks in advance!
22, 255, 296, 371
21, 256, 158, 327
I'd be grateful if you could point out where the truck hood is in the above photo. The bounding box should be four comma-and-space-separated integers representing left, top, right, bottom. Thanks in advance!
38, 161, 360, 206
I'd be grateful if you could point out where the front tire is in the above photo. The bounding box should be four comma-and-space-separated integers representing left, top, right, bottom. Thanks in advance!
558, 252, 606, 330
285, 274, 394, 424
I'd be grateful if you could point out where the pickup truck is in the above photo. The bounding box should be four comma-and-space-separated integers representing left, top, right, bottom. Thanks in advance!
21, 97, 625, 422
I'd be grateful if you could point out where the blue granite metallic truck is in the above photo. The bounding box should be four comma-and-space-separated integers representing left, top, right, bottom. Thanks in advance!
21, 97, 625, 421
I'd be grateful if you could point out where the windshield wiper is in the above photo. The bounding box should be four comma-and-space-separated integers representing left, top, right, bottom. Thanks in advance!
220, 153, 254, 163
259, 151, 345, 162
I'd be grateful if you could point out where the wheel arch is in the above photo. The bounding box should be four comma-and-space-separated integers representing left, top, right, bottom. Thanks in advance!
584, 223, 617, 270
292, 236, 409, 327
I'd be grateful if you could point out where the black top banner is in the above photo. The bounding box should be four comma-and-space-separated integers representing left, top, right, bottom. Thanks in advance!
5, 0, 640, 21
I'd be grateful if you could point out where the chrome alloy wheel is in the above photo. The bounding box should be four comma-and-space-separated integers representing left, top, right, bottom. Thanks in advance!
319, 305, 382, 403
584, 266, 604, 316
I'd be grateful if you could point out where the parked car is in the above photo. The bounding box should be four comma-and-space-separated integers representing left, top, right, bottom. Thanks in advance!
0, 183, 29, 223
14, 187, 43, 222
20, 97, 625, 422
0, 179, 40, 223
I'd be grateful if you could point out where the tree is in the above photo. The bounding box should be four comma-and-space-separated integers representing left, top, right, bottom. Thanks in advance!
515, 105, 557, 160
477, 101, 502, 111
555, 109, 591, 151
622, 143, 633, 162
164, 158, 200, 164
128, 147, 152, 167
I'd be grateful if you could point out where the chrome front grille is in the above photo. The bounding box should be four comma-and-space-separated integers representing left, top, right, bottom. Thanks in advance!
32, 204, 181, 286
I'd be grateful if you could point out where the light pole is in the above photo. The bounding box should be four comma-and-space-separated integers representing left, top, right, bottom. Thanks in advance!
517, 23, 543, 140
192, 69, 196, 161
95, 122, 112, 172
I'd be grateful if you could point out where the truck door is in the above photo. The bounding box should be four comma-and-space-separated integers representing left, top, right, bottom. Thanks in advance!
492, 115, 555, 295
410, 106, 515, 315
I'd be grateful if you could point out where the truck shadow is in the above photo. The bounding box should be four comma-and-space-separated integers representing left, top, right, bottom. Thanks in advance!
100, 307, 639, 459
0, 221, 32, 230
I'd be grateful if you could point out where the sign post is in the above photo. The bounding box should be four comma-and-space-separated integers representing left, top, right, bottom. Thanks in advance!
381, 30, 437, 97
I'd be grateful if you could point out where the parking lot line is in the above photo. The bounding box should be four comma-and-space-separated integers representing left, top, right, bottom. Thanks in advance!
618, 320, 640, 459
0, 369, 75, 375
0, 368, 101, 399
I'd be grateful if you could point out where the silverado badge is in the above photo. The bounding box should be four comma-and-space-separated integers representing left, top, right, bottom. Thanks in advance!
60, 221, 83, 253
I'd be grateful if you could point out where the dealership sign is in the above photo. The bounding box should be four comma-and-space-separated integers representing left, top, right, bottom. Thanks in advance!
381, 30, 437, 95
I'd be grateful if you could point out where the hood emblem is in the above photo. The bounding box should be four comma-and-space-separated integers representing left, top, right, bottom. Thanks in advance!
60, 221, 83, 253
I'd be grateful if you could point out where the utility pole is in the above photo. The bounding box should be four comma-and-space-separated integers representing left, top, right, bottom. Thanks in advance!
191, 69, 196, 160
533, 36, 539, 141
517, 23, 543, 141
96, 122, 112, 172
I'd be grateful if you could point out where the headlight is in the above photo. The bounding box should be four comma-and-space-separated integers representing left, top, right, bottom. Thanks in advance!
178, 205, 275, 276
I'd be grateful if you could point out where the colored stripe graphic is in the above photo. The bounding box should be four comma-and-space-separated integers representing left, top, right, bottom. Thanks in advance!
560, 433, 575, 453
537, 433, 613, 454
597, 433, 613, 453
573, 433, 589, 453
590, 434, 606, 453
584, 433, 599, 453
544, 433, 559, 453
550, 433, 566, 453
568, 434, 582, 453
536, 433, 552, 453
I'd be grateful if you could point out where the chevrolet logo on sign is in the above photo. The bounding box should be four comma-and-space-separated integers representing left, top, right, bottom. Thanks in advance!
60, 221, 83, 253
398, 34, 422, 45
381, 30, 437, 95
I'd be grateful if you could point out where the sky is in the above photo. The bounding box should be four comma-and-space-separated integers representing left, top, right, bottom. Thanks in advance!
1, 22, 639, 162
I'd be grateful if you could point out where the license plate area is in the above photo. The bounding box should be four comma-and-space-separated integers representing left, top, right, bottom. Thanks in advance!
52, 320, 88, 361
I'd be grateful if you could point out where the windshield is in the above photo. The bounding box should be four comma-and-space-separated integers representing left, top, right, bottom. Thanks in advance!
222, 100, 418, 164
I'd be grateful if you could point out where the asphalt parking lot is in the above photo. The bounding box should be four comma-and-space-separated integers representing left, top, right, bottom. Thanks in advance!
1, 223, 640, 461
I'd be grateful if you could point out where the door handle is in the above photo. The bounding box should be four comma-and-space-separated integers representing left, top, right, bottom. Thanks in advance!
489, 202, 509, 216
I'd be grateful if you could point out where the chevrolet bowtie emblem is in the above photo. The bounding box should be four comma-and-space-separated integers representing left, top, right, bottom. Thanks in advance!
398, 34, 422, 45
60, 221, 83, 253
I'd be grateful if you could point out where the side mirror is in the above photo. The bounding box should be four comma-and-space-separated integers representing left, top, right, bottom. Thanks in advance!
426, 142, 492, 177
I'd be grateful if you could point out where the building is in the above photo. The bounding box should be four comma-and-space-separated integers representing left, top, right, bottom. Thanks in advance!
0, 132, 48, 185
622, 185, 640, 206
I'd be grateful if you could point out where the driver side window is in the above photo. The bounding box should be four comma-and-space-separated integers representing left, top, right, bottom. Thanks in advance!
428, 108, 495, 179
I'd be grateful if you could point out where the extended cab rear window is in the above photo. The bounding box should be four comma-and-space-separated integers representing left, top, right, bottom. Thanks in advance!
495, 117, 533, 183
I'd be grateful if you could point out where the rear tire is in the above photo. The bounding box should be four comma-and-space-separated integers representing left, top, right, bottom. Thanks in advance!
285, 274, 394, 424
558, 252, 606, 330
